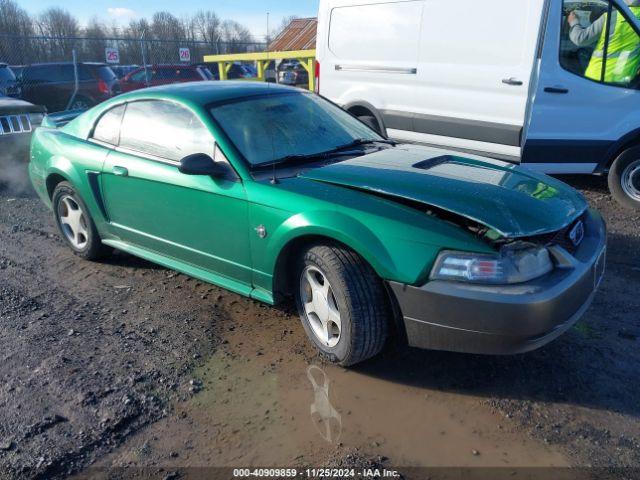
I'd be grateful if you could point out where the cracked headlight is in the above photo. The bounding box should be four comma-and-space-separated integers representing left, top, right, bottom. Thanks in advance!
430, 244, 553, 284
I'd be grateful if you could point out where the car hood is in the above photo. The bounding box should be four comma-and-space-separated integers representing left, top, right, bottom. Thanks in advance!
0, 96, 45, 115
298, 146, 587, 238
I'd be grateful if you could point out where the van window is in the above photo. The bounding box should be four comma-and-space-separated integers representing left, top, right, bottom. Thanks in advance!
328, 1, 423, 63
419, 0, 529, 67
560, 0, 640, 88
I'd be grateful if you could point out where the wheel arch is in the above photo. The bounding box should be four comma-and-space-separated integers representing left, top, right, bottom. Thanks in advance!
343, 100, 388, 138
268, 213, 399, 302
599, 128, 640, 173
45, 171, 70, 199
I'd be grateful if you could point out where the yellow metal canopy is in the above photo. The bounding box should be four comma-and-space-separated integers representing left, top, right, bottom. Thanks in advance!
203, 50, 317, 91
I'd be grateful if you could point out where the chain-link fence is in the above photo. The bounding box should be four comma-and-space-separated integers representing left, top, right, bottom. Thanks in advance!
0, 34, 266, 113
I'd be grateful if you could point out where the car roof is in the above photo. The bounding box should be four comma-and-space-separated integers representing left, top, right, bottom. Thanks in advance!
27, 62, 108, 67
116, 81, 301, 105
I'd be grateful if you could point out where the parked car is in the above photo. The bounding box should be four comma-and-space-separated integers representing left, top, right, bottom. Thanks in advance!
316, 0, 640, 209
110, 65, 139, 79
208, 62, 256, 80
277, 60, 309, 87
0, 94, 45, 163
120, 65, 213, 92
10, 65, 25, 79
29, 82, 606, 366
19, 62, 120, 113
0, 63, 20, 97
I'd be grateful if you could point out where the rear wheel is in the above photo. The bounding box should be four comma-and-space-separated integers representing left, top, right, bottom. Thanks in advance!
69, 96, 92, 110
52, 182, 112, 260
294, 244, 390, 366
609, 149, 640, 210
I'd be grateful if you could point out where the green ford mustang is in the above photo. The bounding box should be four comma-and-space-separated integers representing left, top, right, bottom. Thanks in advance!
29, 82, 607, 366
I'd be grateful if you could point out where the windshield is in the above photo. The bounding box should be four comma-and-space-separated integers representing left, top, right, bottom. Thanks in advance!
0, 67, 15, 82
209, 92, 383, 166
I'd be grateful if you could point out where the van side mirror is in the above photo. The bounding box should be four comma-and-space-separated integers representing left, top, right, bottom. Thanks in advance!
179, 153, 227, 177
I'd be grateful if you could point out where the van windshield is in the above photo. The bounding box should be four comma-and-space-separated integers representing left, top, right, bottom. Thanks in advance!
209, 92, 382, 166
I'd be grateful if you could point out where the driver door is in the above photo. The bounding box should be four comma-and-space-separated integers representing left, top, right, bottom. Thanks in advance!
99, 100, 252, 286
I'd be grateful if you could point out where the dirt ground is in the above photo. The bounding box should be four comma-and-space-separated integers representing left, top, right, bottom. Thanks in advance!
0, 163, 639, 480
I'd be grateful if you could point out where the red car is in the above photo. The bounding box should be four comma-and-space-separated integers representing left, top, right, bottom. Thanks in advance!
119, 65, 213, 92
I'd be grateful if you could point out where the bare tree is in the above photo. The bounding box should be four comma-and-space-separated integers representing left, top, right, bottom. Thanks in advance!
35, 7, 79, 59
36, 8, 79, 38
221, 20, 254, 53
82, 18, 107, 62
192, 10, 221, 44
0, 0, 35, 64
151, 12, 185, 42
0, 0, 34, 37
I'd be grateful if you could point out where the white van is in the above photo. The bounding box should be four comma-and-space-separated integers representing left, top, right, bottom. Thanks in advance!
316, 0, 640, 209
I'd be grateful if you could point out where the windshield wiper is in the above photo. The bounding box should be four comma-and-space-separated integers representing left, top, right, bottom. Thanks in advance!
251, 138, 396, 171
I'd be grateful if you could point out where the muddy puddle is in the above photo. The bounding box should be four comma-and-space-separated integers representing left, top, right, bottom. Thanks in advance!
97, 302, 568, 470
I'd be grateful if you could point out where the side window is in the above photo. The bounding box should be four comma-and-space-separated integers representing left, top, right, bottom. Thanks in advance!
329, 1, 423, 63
177, 68, 199, 80
92, 104, 125, 145
24, 66, 52, 83
119, 100, 214, 162
130, 70, 148, 82
561, 0, 640, 88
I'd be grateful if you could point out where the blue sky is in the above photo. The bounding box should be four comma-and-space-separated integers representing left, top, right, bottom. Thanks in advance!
19, 0, 320, 39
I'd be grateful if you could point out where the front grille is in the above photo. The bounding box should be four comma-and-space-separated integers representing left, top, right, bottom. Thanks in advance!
0, 115, 31, 135
527, 214, 586, 254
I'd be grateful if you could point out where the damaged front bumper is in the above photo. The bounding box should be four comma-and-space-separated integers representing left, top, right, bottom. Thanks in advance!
389, 208, 607, 355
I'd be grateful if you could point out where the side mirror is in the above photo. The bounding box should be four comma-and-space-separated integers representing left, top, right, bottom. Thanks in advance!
179, 153, 227, 177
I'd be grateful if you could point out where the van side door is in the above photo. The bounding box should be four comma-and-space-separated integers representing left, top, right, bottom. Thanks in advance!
409, 0, 545, 161
318, 0, 424, 134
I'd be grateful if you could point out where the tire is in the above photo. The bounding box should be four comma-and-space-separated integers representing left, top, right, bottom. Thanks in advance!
357, 115, 382, 135
294, 243, 390, 366
52, 182, 112, 260
608, 148, 640, 210
69, 96, 92, 110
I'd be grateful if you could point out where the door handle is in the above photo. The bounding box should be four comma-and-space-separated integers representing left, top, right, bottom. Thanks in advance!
544, 86, 569, 94
502, 77, 523, 86
112, 166, 128, 177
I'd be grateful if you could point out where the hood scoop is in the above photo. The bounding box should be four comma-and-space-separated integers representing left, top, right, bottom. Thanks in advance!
412, 155, 454, 170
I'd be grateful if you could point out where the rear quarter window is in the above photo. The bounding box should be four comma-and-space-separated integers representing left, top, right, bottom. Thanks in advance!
92, 104, 125, 145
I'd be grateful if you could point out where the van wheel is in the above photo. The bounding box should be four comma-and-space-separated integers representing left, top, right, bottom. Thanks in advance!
358, 115, 383, 135
69, 96, 92, 110
609, 148, 640, 209
52, 182, 113, 260
294, 244, 390, 366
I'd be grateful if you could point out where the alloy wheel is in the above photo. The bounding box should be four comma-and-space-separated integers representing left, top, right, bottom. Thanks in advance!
300, 265, 342, 348
57, 195, 89, 249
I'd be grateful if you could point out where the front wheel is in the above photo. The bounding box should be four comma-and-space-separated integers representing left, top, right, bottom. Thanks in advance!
609, 149, 640, 210
294, 244, 390, 366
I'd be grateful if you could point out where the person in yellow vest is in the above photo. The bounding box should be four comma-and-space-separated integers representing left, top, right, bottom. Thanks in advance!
568, 0, 640, 84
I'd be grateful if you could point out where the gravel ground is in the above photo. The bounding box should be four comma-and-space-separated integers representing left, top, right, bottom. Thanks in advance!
0, 166, 639, 479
